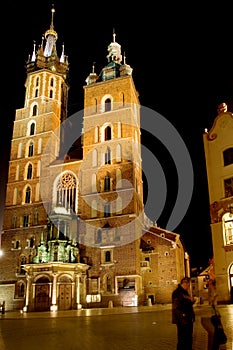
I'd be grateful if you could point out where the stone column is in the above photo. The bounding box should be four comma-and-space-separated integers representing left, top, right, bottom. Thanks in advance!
23, 275, 31, 312
75, 274, 82, 309
50, 273, 58, 311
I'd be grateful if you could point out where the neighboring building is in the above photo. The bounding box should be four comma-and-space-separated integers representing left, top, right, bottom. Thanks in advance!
203, 102, 233, 304
0, 6, 189, 312
191, 266, 210, 304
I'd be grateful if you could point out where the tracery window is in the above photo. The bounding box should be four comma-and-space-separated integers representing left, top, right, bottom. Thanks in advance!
56, 172, 77, 213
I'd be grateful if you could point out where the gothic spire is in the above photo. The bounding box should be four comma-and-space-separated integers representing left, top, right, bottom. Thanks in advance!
44, 5, 58, 57
26, 5, 69, 79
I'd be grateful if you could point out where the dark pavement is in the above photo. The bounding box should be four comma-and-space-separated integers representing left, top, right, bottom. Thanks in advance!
0, 304, 232, 350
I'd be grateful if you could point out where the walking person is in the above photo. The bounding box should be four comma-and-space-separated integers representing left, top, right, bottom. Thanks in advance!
172, 277, 195, 350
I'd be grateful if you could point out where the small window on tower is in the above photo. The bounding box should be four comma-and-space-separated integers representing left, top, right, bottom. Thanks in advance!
104, 126, 112, 141
30, 123, 35, 135
27, 164, 32, 179
32, 105, 37, 116
105, 98, 111, 112
28, 141, 34, 157
23, 215, 29, 227
25, 187, 31, 204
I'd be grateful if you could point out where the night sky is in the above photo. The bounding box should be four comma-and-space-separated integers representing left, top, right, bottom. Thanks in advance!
1, 1, 233, 268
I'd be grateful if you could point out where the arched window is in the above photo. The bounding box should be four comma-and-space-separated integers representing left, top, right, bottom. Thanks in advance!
105, 147, 111, 164
35, 89, 38, 98
32, 105, 38, 116
28, 141, 34, 157
30, 123, 35, 135
27, 163, 32, 179
105, 98, 111, 112
25, 186, 31, 203
50, 90, 53, 98
223, 148, 233, 166
56, 172, 77, 213
105, 126, 112, 141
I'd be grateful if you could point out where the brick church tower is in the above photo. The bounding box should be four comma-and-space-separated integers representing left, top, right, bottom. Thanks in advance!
0, 6, 188, 312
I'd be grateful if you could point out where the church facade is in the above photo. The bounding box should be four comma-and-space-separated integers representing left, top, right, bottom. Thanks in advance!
0, 7, 189, 312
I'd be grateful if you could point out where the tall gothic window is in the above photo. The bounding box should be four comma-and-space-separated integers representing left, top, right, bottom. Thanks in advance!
25, 186, 31, 203
28, 141, 34, 157
32, 105, 38, 116
27, 164, 32, 179
30, 123, 35, 135
104, 126, 112, 141
56, 172, 77, 213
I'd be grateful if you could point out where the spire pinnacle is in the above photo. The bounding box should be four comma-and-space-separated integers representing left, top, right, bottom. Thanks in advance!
51, 4, 55, 30
123, 51, 126, 65
113, 28, 116, 42
31, 40, 36, 62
